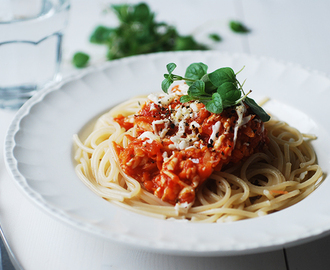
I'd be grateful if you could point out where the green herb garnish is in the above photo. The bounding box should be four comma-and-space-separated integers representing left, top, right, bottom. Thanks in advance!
161, 63, 270, 122
89, 3, 207, 60
229, 20, 250, 33
209, 33, 222, 42
72, 3, 253, 67
72, 52, 90, 68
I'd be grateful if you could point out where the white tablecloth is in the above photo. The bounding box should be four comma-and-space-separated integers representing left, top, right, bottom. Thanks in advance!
2, 1, 330, 269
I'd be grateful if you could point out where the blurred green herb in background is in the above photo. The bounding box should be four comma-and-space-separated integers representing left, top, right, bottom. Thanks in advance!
72, 2, 250, 68
72, 52, 90, 68
90, 3, 207, 61
229, 20, 250, 33
208, 33, 222, 42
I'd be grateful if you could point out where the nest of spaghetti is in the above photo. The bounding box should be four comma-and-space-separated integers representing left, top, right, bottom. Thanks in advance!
74, 85, 323, 223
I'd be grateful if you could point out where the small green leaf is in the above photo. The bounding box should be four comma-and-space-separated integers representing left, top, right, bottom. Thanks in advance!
217, 82, 241, 102
89, 25, 114, 44
173, 35, 208, 51
245, 97, 270, 122
201, 74, 217, 93
229, 20, 250, 33
185, 62, 208, 86
209, 33, 222, 42
208, 67, 236, 87
132, 3, 150, 22
166, 63, 177, 74
188, 80, 206, 97
111, 4, 130, 23
206, 93, 223, 114
161, 78, 173, 93
72, 52, 90, 68
212, 92, 223, 109
180, 95, 194, 103
205, 100, 217, 114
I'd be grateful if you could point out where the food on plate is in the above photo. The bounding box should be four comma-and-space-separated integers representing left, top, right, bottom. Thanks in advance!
73, 62, 323, 222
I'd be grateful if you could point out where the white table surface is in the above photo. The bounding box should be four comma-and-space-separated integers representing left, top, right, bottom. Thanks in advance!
1, 0, 330, 269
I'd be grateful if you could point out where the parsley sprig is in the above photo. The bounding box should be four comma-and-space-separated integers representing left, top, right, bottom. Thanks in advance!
71, 2, 252, 68
161, 63, 270, 122
89, 3, 207, 60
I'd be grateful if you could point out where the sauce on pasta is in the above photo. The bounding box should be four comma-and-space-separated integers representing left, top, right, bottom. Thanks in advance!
73, 83, 323, 222
113, 85, 268, 205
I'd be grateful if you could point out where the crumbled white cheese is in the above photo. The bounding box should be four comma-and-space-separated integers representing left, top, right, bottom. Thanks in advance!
174, 201, 192, 214
172, 105, 193, 125
173, 83, 189, 95
152, 119, 170, 138
162, 151, 169, 162
152, 119, 168, 128
233, 103, 252, 147
189, 102, 198, 112
147, 93, 162, 104
208, 121, 221, 144
138, 131, 160, 143
145, 85, 205, 151
170, 135, 191, 150
148, 83, 188, 106
190, 121, 200, 128
190, 158, 199, 164
149, 102, 157, 111
147, 92, 175, 106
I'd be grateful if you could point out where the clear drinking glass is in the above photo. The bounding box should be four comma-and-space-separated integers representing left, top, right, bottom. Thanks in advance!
0, 0, 70, 109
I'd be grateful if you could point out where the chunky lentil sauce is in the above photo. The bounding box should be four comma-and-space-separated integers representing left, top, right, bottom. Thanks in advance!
113, 85, 269, 205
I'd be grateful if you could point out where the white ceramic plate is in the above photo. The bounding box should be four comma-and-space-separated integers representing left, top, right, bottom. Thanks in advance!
5, 51, 330, 256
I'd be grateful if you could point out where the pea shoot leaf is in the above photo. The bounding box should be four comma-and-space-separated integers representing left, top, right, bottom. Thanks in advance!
72, 52, 90, 68
206, 93, 223, 114
217, 82, 241, 102
187, 80, 206, 97
185, 63, 208, 86
161, 63, 178, 93
90, 26, 114, 44
180, 95, 194, 103
201, 74, 217, 93
131, 2, 151, 22
244, 97, 270, 122
174, 35, 207, 51
209, 33, 222, 42
208, 67, 236, 87
166, 63, 177, 74
161, 78, 173, 93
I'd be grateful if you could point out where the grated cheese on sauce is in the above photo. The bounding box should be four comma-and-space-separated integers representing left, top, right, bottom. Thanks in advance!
233, 103, 252, 147
147, 84, 203, 150
138, 131, 160, 143
208, 121, 221, 144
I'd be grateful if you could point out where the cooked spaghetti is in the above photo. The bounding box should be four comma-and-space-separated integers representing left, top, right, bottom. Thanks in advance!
73, 83, 323, 222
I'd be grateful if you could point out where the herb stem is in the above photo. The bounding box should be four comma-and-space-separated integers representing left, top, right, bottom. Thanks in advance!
236, 89, 252, 104
235, 65, 245, 75
182, 77, 196, 82
236, 79, 245, 95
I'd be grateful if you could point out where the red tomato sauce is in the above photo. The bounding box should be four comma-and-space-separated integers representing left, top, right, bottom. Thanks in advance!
113, 92, 269, 205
